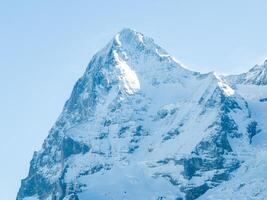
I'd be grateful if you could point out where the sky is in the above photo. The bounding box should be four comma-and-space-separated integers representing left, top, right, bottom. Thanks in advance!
1, 0, 267, 199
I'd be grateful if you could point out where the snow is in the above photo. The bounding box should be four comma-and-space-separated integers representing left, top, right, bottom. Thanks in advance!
227, 59, 267, 85
199, 147, 267, 200
234, 84, 267, 147
199, 71, 267, 199
218, 79, 235, 96
78, 163, 179, 200
136, 32, 144, 43
18, 28, 267, 200
24, 196, 40, 200
115, 33, 122, 46
113, 50, 140, 94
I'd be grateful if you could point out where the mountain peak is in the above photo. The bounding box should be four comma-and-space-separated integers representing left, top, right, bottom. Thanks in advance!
244, 60, 267, 85
89, 28, 193, 78
18, 29, 267, 200
113, 28, 147, 49
118, 28, 138, 37
249, 59, 267, 72
226, 59, 267, 86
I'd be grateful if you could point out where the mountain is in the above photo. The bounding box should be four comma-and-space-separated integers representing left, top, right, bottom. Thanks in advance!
227, 60, 267, 85
17, 29, 267, 200
199, 61, 267, 199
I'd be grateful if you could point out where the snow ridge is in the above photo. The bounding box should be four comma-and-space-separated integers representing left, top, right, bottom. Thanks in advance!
226, 60, 267, 85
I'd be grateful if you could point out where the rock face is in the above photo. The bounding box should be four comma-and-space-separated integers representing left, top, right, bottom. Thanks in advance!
17, 29, 267, 200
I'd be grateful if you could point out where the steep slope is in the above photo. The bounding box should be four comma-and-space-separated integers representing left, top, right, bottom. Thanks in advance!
198, 62, 267, 199
226, 60, 267, 146
18, 29, 255, 200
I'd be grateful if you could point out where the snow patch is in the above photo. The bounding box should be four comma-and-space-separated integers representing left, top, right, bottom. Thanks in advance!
115, 33, 122, 46
113, 50, 140, 94
137, 33, 144, 43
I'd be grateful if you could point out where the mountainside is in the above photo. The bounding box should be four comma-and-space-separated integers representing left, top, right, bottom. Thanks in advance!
200, 61, 267, 199
17, 29, 267, 200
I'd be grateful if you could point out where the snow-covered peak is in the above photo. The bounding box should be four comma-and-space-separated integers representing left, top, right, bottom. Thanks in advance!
114, 28, 145, 47
111, 28, 189, 71
82, 28, 200, 96
18, 29, 258, 200
58, 29, 201, 132
247, 60, 267, 84
226, 60, 267, 86
248, 59, 267, 73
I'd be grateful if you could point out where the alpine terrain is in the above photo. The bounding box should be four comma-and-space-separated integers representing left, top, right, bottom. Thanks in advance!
17, 29, 267, 200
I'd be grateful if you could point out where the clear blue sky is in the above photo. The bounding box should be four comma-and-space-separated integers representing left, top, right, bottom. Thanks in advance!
1, 0, 267, 199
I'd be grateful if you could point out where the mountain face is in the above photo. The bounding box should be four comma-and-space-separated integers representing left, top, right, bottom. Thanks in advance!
200, 61, 267, 200
17, 29, 267, 200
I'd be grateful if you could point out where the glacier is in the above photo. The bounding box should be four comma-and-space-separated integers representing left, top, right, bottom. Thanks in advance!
17, 28, 267, 200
